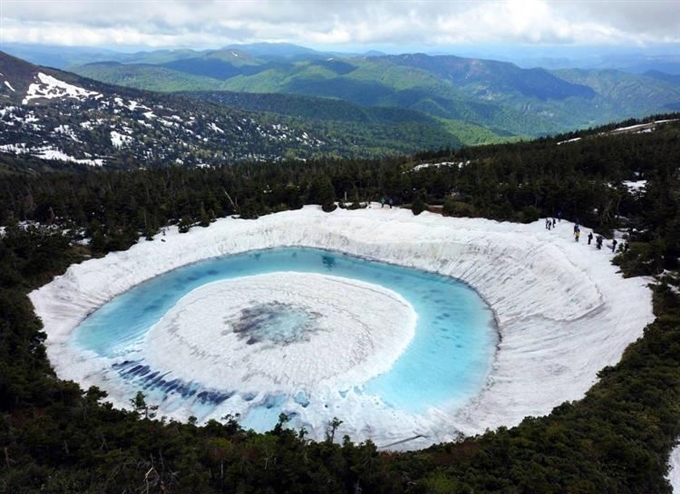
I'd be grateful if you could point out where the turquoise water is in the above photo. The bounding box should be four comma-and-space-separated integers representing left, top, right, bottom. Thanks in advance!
73, 247, 497, 426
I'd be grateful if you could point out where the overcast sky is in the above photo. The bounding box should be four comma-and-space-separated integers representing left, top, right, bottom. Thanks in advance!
1, 0, 678, 53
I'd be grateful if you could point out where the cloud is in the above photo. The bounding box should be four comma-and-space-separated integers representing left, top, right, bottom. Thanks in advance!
0, 0, 678, 49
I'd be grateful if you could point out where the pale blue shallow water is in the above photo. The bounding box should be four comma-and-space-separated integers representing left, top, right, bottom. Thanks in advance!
73, 247, 498, 430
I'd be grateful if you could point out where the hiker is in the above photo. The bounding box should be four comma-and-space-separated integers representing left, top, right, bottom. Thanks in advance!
388, 198, 393, 209
575, 230, 580, 242
596, 235, 603, 249
587, 232, 593, 245
380, 196, 385, 208
552, 218, 556, 228
612, 239, 618, 252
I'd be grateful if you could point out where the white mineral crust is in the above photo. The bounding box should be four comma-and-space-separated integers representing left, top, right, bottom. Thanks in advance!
29, 205, 655, 450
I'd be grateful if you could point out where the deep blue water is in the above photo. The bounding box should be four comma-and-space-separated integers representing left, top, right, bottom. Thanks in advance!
73, 247, 497, 427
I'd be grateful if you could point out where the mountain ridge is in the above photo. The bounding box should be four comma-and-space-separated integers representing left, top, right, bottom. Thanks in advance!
64, 49, 680, 139
0, 51, 466, 169
5, 41, 679, 73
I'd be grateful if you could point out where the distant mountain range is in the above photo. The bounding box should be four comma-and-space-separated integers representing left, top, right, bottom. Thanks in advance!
67, 47, 680, 138
2, 44, 680, 170
4, 42, 679, 74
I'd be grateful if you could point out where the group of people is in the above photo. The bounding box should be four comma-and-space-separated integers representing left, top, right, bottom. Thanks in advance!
546, 217, 628, 253
588, 230, 604, 249
584, 228, 628, 252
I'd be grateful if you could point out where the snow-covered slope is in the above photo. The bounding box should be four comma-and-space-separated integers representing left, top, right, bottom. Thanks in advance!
21, 72, 101, 105
29, 206, 654, 448
0, 52, 328, 168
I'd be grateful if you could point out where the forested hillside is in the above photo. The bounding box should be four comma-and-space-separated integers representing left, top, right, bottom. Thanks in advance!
66, 49, 680, 142
0, 115, 679, 492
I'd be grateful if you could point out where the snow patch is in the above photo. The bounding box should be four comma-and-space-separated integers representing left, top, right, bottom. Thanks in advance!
413, 161, 468, 172
110, 130, 132, 148
53, 124, 81, 143
622, 180, 647, 192
209, 122, 224, 134
32, 146, 104, 166
0, 142, 103, 166
557, 137, 582, 145
609, 120, 676, 134
0, 105, 18, 118
0, 143, 29, 154
22, 72, 100, 105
